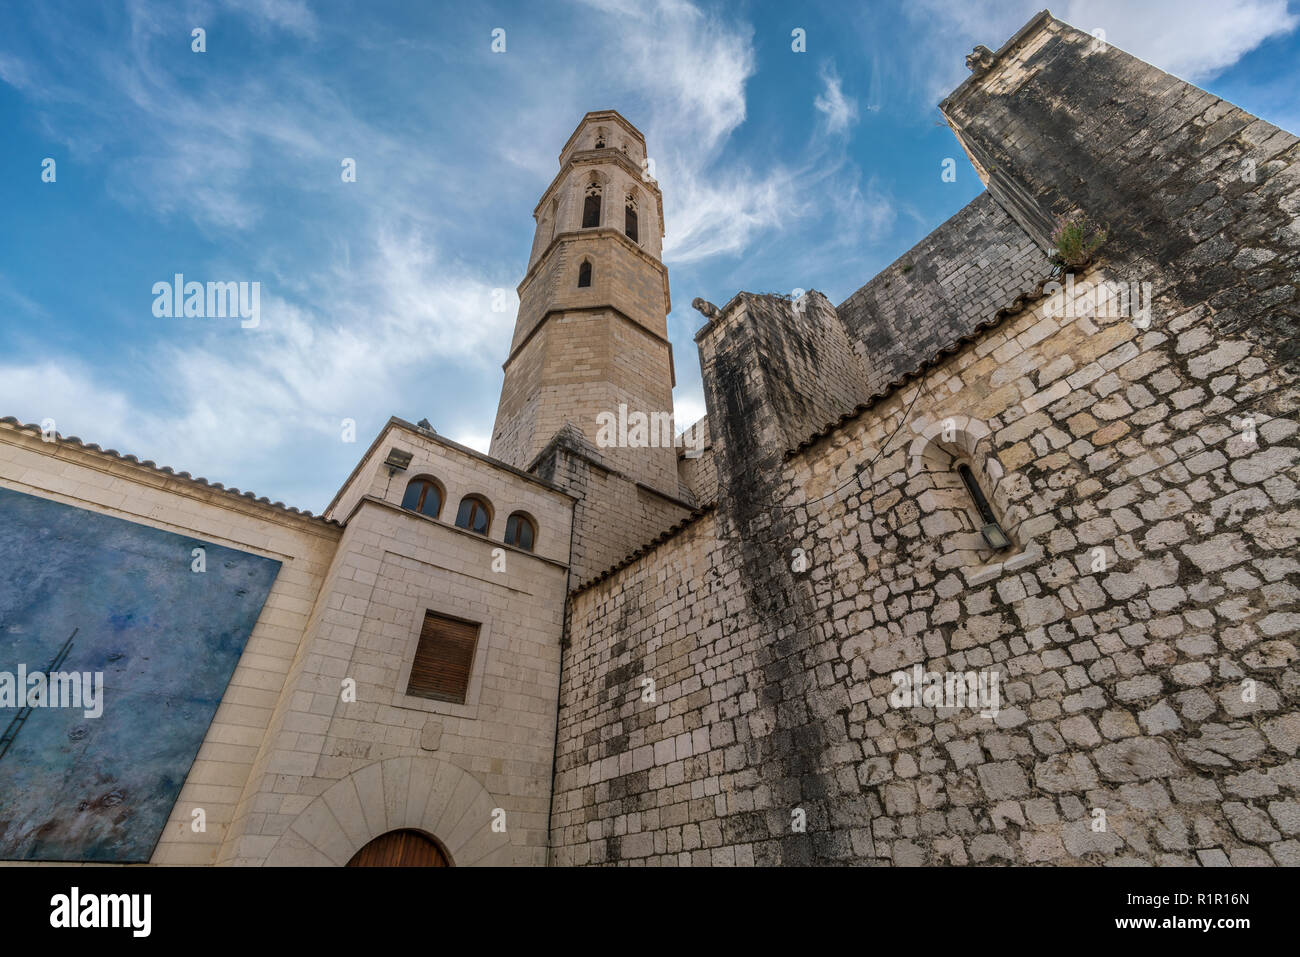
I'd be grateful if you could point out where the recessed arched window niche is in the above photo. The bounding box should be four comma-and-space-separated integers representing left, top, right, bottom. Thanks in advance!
504, 511, 537, 552
907, 415, 1032, 572
455, 494, 492, 536
624, 193, 639, 243
400, 476, 444, 519
581, 180, 602, 228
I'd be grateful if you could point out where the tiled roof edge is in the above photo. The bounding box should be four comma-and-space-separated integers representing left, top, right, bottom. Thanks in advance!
0, 417, 343, 528
785, 272, 1059, 460
569, 502, 716, 597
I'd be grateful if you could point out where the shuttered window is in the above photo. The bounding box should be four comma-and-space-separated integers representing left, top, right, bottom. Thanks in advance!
406, 612, 480, 704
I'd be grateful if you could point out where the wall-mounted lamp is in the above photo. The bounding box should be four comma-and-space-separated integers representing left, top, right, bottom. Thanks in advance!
384, 448, 413, 476
981, 522, 1011, 551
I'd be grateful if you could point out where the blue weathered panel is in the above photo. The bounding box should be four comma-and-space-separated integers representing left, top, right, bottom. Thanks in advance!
0, 486, 281, 862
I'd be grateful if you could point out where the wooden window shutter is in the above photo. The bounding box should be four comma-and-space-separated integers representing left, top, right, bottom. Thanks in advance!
406, 612, 480, 704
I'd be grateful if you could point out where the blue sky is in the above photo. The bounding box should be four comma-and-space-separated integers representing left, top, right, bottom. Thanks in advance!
2, 0, 1297, 511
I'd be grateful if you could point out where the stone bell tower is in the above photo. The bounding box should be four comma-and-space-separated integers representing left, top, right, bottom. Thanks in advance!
489, 110, 678, 497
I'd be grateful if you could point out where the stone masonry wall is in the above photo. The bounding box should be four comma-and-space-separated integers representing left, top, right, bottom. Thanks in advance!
940, 14, 1300, 366
532, 426, 692, 587
836, 192, 1053, 396
551, 254, 1300, 865
230, 425, 573, 866
549, 10, 1300, 868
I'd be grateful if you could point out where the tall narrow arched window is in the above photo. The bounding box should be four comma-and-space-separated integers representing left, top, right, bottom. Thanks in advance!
577, 259, 592, 287
400, 476, 443, 519
504, 512, 537, 551
455, 495, 492, 535
624, 194, 639, 243
957, 463, 1011, 551
582, 183, 602, 228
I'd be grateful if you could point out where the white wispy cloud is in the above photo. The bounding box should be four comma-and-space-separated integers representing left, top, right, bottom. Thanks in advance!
905, 0, 1297, 105
0, 229, 513, 503
0, 0, 898, 507
814, 63, 858, 134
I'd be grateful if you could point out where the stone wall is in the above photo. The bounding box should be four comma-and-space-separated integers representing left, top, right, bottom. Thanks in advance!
549, 15, 1300, 863
234, 423, 574, 866
836, 192, 1053, 396
531, 425, 693, 587
941, 13, 1300, 365
695, 291, 874, 454
0, 419, 341, 865
551, 256, 1300, 865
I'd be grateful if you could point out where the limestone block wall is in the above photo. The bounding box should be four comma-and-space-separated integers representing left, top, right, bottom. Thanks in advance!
226, 421, 575, 866
493, 307, 679, 496
244, 501, 569, 866
697, 290, 874, 462
510, 230, 670, 357
551, 262, 1300, 865
531, 428, 693, 587
940, 12, 1300, 363
677, 416, 717, 507
835, 192, 1053, 395
0, 420, 341, 865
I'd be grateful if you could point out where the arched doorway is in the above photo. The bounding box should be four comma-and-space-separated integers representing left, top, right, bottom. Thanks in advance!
346, 829, 451, 866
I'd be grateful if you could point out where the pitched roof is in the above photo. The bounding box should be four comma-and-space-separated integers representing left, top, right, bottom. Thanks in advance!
0, 416, 343, 527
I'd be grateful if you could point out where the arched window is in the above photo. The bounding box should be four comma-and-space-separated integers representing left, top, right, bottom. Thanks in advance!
957, 463, 1011, 551
455, 495, 492, 535
578, 259, 592, 287
594, 128, 606, 149
582, 183, 602, 228
624, 194, 639, 243
400, 476, 443, 518
504, 512, 537, 551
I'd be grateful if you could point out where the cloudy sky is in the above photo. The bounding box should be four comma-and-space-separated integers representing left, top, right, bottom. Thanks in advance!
2, 0, 1297, 510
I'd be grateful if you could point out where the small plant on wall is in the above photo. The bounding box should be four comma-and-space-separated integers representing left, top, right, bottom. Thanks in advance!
1048, 211, 1108, 271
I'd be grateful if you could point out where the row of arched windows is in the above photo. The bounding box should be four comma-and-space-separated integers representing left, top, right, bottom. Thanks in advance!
400, 476, 537, 551
579, 183, 640, 242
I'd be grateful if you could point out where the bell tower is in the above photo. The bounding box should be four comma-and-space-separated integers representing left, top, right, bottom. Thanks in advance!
490, 110, 678, 497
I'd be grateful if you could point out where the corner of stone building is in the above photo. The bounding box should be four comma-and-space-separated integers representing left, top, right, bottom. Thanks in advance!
696, 289, 873, 464
530, 421, 694, 587
939, 9, 1300, 365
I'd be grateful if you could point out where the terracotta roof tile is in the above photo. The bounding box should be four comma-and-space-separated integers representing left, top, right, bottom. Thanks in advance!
0, 417, 342, 527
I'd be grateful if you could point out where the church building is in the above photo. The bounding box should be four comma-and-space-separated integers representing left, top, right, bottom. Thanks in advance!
2, 11, 1298, 866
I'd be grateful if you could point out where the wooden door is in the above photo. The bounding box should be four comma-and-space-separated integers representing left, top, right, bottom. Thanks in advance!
346, 829, 450, 866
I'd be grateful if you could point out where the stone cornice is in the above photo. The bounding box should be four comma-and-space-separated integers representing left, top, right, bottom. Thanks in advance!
517, 227, 671, 313
501, 304, 676, 389
938, 9, 1055, 113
